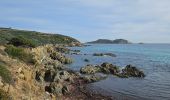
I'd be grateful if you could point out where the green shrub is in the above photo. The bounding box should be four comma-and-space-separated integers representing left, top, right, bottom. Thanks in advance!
9, 36, 36, 47
5, 45, 36, 64
0, 63, 12, 84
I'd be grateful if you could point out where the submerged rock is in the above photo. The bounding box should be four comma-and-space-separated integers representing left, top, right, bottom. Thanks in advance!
104, 53, 116, 57
84, 59, 90, 62
93, 53, 116, 57
71, 50, 80, 53
93, 53, 104, 56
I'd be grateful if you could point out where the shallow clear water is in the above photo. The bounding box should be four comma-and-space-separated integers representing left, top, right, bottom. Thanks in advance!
68, 44, 170, 100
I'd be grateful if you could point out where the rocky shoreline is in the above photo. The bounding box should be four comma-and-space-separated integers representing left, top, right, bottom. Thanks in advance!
33, 45, 113, 99
0, 44, 145, 100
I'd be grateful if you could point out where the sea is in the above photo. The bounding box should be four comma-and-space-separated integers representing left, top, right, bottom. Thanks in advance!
68, 44, 170, 100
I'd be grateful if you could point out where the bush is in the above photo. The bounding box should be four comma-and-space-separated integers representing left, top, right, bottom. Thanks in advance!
0, 63, 12, 84
5, 45, 36, 64
9, 36, 36, 48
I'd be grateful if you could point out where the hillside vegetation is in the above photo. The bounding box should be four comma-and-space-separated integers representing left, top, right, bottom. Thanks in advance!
0, 27, 80, 46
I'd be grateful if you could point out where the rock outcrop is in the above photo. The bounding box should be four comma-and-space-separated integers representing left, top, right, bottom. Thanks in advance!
121, 65, 145, 77
80, 65, 101, 74
80, 62, 145, 78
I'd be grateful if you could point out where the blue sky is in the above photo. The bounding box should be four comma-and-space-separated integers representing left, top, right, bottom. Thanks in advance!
0, 0, 170, 43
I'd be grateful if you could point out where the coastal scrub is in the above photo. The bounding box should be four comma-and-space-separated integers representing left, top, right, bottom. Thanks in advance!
5, 45, 35, 64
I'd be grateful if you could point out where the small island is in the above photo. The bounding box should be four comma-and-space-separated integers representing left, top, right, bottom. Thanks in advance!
87, 39, 131, 44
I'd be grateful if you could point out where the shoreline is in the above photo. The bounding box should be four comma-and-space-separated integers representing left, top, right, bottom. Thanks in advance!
0, 44, 145, 100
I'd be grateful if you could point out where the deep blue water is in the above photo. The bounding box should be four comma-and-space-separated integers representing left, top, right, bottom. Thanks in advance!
68, 44, 170, 100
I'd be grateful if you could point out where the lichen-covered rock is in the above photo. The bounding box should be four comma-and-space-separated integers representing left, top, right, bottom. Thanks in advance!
50, 52, 73, 64
80, 65, 100, 74
101, 62, 120, 74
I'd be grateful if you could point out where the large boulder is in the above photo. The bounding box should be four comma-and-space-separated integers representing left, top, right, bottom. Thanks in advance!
80, 65, 100, 74
101, 62, 120, 74
121, 65, 145, 77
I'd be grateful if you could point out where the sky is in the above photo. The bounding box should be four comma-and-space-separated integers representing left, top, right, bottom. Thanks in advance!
0, 0, 170, 43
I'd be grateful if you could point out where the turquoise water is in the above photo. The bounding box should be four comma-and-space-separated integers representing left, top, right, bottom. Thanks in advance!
69, 44, 170, 100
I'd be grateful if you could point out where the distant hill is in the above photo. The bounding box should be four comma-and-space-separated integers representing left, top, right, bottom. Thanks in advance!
87, 39, 131, 44
0, 27, 80, 46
